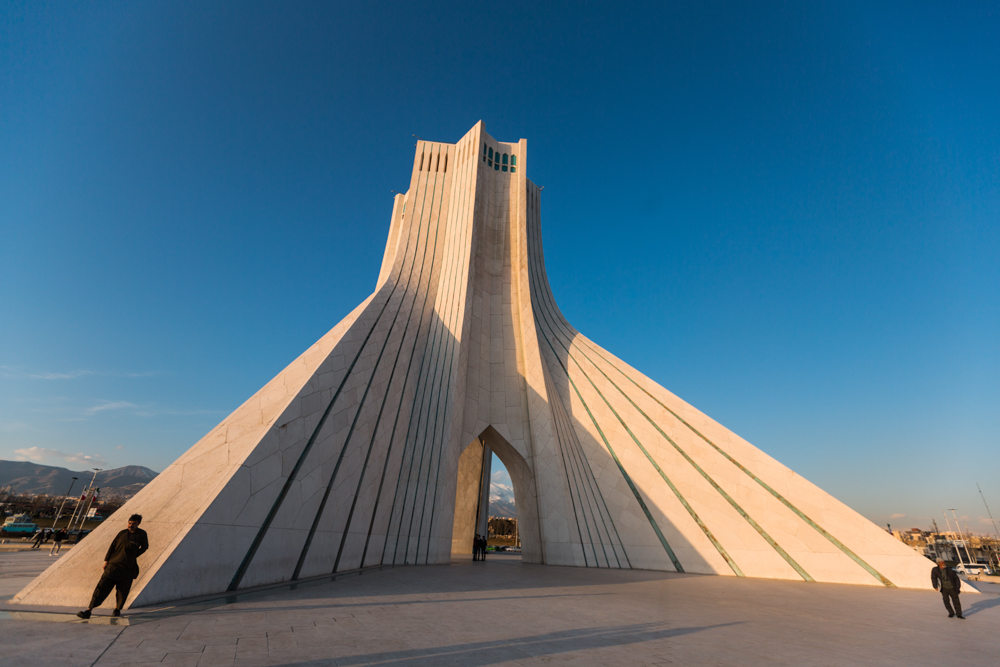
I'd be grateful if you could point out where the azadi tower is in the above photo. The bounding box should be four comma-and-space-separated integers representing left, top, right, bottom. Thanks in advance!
17, 122, 937, 610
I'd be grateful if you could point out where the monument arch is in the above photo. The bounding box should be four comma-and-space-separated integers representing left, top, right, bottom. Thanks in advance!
451, 427, 541, 563
16, 122, 937, 610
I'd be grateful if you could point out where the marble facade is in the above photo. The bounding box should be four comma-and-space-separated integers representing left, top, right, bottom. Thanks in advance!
14, 122, 941, 610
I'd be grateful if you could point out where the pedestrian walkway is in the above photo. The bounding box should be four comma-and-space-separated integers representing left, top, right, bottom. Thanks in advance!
1, 552, 998, 666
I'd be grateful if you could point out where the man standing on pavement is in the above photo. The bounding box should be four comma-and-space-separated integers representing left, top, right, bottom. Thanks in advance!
931, 559, 964, 619
30, 529, 45, 549
48, 528, 66, 555
76, 514, 148, 618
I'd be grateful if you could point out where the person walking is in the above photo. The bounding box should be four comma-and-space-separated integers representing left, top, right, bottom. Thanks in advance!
48, 528, 65, 556
76, 514, 149, 618
931, 560, 964, 619
30, 530, 45, 549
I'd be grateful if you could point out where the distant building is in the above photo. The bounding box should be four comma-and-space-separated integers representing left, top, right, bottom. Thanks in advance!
891, 529, 999, 567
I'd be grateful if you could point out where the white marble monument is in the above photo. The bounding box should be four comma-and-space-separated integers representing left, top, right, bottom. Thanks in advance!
15, 122, 940, 610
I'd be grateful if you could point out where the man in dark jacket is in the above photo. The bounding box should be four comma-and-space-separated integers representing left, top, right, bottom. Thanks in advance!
49, 528, 66, 556
76, 514, 148, 618
931, 560, 964, 619
30, 529, 45, 549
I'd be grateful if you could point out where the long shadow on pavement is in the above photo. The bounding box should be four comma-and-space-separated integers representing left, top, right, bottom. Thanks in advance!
201, 591, 609, 615
963, 593, 1000, 617
265, 622, 742, 666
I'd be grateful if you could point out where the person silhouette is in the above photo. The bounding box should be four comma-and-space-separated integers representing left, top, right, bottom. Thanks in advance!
931, 560, 964, 619
48, 528, 66, 555
76, 514, 148, 618
30, 530, 45, 549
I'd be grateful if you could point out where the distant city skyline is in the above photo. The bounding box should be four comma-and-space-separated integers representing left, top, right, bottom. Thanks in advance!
2, 2, 997, 535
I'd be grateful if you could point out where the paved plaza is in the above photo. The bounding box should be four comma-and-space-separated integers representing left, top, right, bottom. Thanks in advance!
2, 550, 999, 666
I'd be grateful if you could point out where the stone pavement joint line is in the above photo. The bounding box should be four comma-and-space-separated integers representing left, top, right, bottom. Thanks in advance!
14, 123, 944, 613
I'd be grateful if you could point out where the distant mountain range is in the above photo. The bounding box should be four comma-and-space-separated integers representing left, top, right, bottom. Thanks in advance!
0, 460, 158, 496
4, 457, 508, 514
489, 482, 517, 518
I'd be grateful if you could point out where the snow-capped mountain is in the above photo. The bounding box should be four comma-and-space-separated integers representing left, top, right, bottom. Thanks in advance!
489, 473, 516, 518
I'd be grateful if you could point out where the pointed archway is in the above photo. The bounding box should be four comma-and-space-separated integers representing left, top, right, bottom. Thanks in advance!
451, 426, 541, 562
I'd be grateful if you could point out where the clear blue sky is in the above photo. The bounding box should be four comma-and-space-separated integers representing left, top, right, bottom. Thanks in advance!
2, 2, 997, 533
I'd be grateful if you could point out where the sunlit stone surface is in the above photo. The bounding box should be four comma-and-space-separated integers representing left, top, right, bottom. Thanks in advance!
14, 123, 942, 610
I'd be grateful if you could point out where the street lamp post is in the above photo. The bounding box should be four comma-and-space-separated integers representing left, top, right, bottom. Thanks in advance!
65, 492, 86, 534
942, 511, 961, 564
67, 468, 101, 533
950, 509, 976, 565
79, 486, 100, 528
51, 477, 78, 530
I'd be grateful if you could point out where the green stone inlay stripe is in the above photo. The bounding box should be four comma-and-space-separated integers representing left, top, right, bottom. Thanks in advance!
567, 344, 817, 580
563, 414, 626, 568
384, 169, 447, 565
523, 209, 628, 569
295, 272, 405, 578
523, 202, 809, 582
525, 212, 631, 569
524, 208, 812, 580
564, 370, 684, 573
549, 378, 597, 566
399, 170, 452, 564
423, 146, 478, 560
376, 147, 466, 563
555, 367, 621, 568
421, 149, 478, 563
421, 144, 481, 563
579, 339, 896, 588
534, 325, 683, 572
565, 350, 748, 577
332, 187, 436, 573
305, 168, 443, 577
561, 407, 618, 567
361, 180, 446, 567
538, 280, 808, 579
523, 222, 731, 574
531, 287, 746, 577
